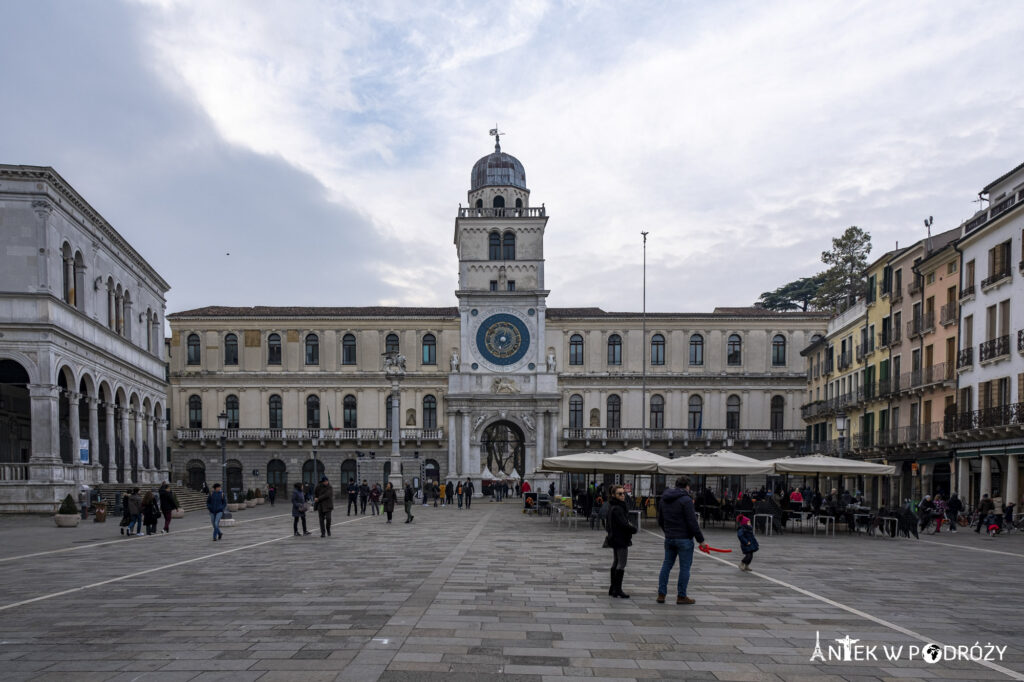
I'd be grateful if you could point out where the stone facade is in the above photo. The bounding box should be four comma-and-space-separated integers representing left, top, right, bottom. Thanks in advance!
0, 165, 170, 511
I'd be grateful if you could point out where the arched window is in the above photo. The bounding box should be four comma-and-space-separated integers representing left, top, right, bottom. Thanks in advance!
489, 232, 501, 260
726, 394, 741, 433
385, 333, 400, 355
475, 198, 483, 209
187, 333, 201, 366
651, 333, 665, 366
73, 251, 85, 312
689, 334, 703, 366
343, 394, 357, 429
422, 333, 436, 365
607, 394, 621, 430
771, 395, 785, 432
569, 394, 583, 429
268, 395, 282, 429
772, 334, 787, 366
61, 243, 73, 305
650, 394, 665, 429
688, 395, 703, 432
267, 458, 287, 488
267, 333, 281, 365
306, 395, 320, 428
515, 197, 523, 208
225, 395, 239, 429
492, 195, 505, 208
224, 333, 238, 366
569, 334, 584, 365
423, 395, 437, 430
188, 395, 202, 429
502, 231, 516, 260
607, 334, 622, 365
305, 333, 319, 365
727, 334, 742, 366
342, 333, 357, 365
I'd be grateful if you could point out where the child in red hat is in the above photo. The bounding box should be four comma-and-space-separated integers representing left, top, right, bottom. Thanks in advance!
736, 515, 758, 572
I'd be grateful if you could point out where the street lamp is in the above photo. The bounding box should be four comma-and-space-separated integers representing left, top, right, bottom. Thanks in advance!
312, 436, 319, 489
835, 412, 848, 458
218, 411, 232, 520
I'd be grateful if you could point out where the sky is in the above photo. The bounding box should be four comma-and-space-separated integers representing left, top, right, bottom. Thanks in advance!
2, 1, 1023, 319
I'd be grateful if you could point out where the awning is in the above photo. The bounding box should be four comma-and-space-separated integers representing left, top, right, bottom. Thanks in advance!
542, 447, 669, 473
764, 454, 896, 475
659, 449, 773, 475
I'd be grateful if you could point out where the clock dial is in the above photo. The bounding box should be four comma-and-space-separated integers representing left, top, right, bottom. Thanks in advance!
475, 313, 530, 366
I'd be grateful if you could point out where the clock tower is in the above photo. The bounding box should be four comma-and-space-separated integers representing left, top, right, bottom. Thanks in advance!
446, 131, 560, 488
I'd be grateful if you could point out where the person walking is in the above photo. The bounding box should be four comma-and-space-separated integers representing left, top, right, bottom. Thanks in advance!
464, 478, 474, 509
359, 479, 370, 514
142, 490, 160, 535
343, 478, 356, 515
456, 481, 464, 509
445, 480, 454, 506
605, 485, 637, 598
433, 480, 441, 507
267, 484, 276, 506
158, 482, 178, 534
404, 482, 415, 523
127, 488, 143, 536
118, 491, 132, 535
438, 481, 446, 507
292, 482, 311, 536
382, 482, 397, 523
206, 482, 226, 541
314, 475, 334, 538
736, 515, 758, 571
369, 483, 381, 515
946, 492, 963, 533
656, 476, 708, 604
975, 493, 995, 533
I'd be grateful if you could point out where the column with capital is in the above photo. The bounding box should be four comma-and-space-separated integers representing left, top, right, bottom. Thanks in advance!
447, 412, 457, 477
146, 415, 156, 477
28, 384, 62, 482
104, 403, 115, 483
388, 380, 403, 490
63, 256, 74, 305
87, 397, 100, 483
120, 407, 131, 483
532, 409, 545, 475
1007, 454, 1019, 513
461, 411, 471, 476
549, 409, 558, 460
32, 201, 52, 291
68, 392, 82, 481
980, 455, 992, 499
957, 456, 969, 504
134, 410, 144, 482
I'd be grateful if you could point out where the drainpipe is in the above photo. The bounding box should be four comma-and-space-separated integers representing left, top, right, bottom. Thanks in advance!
952, 238, 964, 500
911, 257, 927, 496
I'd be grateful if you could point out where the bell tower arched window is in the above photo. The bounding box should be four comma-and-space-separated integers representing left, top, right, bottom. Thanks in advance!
770, 395, 785, 432
267, 334, 281, 365
343, 395, 357, 429
489, 232, 501, 260
651, 334, 665, 365
492, 195, 505, 208
502, 232, 516, 260
689, 334, 703, 366
306, 395, 320, 428
726, 395, 741, 433
385, 333, 400, 355
650, 394, 665, 429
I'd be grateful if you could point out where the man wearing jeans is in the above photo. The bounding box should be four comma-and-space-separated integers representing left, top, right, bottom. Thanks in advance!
206, 482, 226, 541
656, 477, 708, 604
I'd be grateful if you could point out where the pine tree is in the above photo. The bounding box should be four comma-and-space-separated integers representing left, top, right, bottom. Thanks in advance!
812, 226, 872, 312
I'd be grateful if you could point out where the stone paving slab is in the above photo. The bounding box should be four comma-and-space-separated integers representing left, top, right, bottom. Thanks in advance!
0, 501, 1022, 681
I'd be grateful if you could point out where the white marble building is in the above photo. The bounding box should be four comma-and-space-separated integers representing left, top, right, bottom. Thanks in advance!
167, 137, 827, 497
0, 165, 170, 511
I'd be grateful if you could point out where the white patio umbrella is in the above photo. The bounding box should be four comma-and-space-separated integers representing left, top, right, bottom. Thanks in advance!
764, 454, 895, 475
659, 449, 774, 475
542, 447, 668, 473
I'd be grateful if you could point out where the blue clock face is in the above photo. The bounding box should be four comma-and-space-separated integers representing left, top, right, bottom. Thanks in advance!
476, 313, 531, 366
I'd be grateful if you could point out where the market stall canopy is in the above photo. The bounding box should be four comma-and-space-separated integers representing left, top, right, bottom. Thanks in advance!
765, 454, 896, 475
479, 466, 497, 480
542, 448, 668, 473
508, 469, 521, 479
659, 449, 774, 475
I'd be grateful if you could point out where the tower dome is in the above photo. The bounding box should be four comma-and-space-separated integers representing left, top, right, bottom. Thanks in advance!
470, 136, 527, 191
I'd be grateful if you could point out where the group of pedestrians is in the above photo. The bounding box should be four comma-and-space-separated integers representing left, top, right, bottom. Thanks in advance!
420, 478, 476, 508
119, 482, 181, 536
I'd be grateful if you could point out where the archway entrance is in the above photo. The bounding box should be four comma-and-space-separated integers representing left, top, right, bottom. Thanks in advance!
931, 460, 952, 498
424, 458, 440, 487
340, 459, 357, 488
186, 459, 206, 491
226, 459, 243, 502
0, 359, 31, 465
303, 458, 325, 490
267, 458, 287, 491
482, 421, 525, 478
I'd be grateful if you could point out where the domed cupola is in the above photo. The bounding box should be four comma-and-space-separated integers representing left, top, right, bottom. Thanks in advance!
471, 132, 527, 191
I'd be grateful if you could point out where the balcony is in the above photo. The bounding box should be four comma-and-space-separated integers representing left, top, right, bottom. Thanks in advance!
894, 362, 953, 394
891, 285, 903, 304
855, 345, 866, 363
837, 350, 852, 371
959, 284, 976, 301
908, 278, 922, 296
1019, 330, 1024, 354
940, 302, 958, 326
889, 325, 902, 346
175, 427, 444, 445
878, 330, 892, 349
948, 401, 1024, 437
798, 439, 839, 456
981, 267, 1011, 290
458, 206, 546, 218
907, 311, 935, 339
957, 347, 973, 370
562, 427, 806, 447
979, 335, 1010, 363
823, 357, 835, 376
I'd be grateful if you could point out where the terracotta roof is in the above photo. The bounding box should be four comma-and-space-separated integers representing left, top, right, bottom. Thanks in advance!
168, 305, 829, 320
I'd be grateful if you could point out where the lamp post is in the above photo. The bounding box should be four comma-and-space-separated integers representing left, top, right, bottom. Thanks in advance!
641, 230, 648, 451
218, 411, 232, 520
312, 436, 319, 488
835, 413, 848, 458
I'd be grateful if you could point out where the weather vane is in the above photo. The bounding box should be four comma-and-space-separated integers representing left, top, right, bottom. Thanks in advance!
489, 125, 503, 152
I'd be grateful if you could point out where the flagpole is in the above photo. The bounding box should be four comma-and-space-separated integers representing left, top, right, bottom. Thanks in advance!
641, 231, 648, 451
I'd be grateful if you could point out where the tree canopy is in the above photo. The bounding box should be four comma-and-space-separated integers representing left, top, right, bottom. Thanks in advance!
756, 274, 826, 312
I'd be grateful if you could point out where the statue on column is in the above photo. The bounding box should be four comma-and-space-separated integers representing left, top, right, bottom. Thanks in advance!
450, 349, 460, 372
546, 349, 556, 373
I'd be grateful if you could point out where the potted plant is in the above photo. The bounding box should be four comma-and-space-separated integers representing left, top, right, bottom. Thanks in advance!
227, 491, 242, 512
54, 494, 81, 527
245, 489, 256, 507
254, 488, 264, 505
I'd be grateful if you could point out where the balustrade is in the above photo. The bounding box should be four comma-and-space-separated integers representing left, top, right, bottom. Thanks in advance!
979, 335, 1010, 362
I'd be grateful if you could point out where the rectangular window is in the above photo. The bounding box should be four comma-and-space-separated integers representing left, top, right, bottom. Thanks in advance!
507, 280, 515, 291
966, 259, 975, 285
489, 280, 498, 292
926, 272, 935, 285
964, 315, 973, 347
999, 298, 1010, 337
947, 261, 957, 275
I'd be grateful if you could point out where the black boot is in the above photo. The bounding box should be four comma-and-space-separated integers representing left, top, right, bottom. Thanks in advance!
614, 570, 630, 599
609, 568, 617, 597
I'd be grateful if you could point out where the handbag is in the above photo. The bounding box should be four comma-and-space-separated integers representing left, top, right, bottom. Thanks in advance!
299, 502, 310, 513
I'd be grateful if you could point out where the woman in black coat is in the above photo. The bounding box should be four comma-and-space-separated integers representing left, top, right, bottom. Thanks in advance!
291, 482, 311, 536
382, 482, 398, 524
606, 485, 637, 598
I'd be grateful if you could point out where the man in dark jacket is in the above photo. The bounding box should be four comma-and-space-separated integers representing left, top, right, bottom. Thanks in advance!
314, 475, 334, 538
403, 482, 415, 523
206, 483, 226, 541
359, 480, 370, 515
656, 476, 708, 604
158, 482, 178, 534
347, 479, 358, 516
975, 493, 995, 533
464, 478, 474, 509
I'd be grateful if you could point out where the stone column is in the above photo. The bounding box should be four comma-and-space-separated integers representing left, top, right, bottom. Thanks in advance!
146, 416, 155, 474
388, 379, 402, 491
461, 411, 471, 476
120, 407, 131, 483
107, 288, 115, 329
533, 409, 545, 475
33, 201, 52, 291
104, 403, 115, 482
549, 410, 558, 460
980, 455, 992, 499
1007, 454, 1019, 511
957, 456, 969, 503
134, 410, 144, 481
64, 257, 74, 305
447, 412, 457, 477
68, 392, 81, 478
28, 384, 62, 482
87, 398, 99, 467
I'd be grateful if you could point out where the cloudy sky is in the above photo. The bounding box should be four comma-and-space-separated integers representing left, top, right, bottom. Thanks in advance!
3, 1, 1023, 318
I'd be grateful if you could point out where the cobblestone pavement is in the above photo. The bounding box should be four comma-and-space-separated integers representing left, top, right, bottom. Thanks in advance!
0, 500, 1022, 681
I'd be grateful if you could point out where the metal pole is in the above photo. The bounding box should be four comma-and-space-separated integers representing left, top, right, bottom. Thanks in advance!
641, 230, 648, 450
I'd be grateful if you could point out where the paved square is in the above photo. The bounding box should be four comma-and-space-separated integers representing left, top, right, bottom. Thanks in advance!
0, 501, 1021, 681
